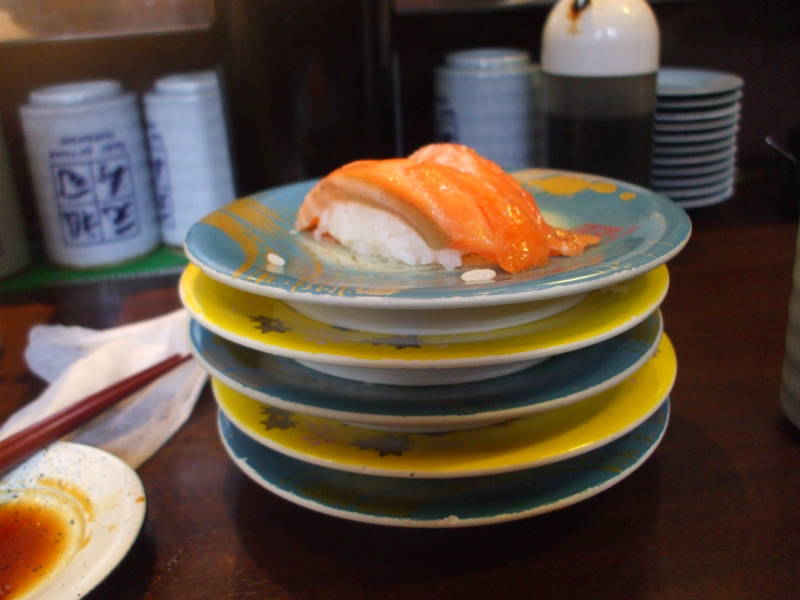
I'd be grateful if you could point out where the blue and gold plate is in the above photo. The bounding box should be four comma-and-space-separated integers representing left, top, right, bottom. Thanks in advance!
179, 263, 668, 368
211, 332, 675, 478
191, 312, 663, 431
185, 169, 690, 308
218, 400, 669, 527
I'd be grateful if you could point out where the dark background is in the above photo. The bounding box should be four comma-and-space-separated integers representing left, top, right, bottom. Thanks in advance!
0, 0, 797, 252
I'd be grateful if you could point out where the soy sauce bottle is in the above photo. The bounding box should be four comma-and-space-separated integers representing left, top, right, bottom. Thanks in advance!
541, 0, 660, 187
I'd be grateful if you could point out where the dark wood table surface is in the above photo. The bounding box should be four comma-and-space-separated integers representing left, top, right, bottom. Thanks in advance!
1, 169, 799, 599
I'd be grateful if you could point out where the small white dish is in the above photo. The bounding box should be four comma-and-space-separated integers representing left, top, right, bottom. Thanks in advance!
652, 147, 736, 167
675, 185, 735, 209
0, 442, 145, 600
656, 89, 742, 110
653, 136, 735, 156
654, 113, 739, 133
653, 124, 739, 145
651, 156, 736, 178
651, 167, 735, 189
656, 178, 734, 199
656, 67, 744, 97
655, 102, 740, 123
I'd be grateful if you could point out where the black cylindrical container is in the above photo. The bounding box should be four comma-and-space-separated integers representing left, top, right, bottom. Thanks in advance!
541, 0, 660, 187
212, 0, 397, 195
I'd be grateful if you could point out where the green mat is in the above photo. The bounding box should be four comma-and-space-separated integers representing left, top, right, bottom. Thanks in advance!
0, 246, 188, 294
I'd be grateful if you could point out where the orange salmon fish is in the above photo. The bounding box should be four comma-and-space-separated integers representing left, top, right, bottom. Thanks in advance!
295, 143, 599, 273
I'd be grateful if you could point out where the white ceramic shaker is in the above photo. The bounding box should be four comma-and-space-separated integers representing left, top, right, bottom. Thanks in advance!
0, 119, 30, 279
435, 48, 539, 171
781, 227, 800, 429
19, 80, 160, 268
144, 71, 235, 247
541, 0, 660, 187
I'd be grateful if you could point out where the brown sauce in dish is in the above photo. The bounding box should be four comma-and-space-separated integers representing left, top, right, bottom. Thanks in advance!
0, 496, 72, 599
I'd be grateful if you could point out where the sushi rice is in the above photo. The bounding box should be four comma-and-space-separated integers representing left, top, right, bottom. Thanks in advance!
313, 201, 464, 270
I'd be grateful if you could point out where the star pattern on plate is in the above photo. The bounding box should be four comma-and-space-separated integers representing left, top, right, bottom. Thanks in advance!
259, 407, 296, 430
352, 434, 412, 457
250, 315, 290, 334
367, 335, 422, 350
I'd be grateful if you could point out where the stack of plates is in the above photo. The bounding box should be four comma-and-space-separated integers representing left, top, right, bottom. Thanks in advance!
181, 168, 691, 528
652, 67, 744, 208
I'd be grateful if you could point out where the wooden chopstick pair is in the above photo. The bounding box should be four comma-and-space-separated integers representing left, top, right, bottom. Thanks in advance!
0, 354, 192, 476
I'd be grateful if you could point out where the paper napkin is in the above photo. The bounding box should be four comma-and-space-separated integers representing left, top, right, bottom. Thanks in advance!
0, 309, 207, 468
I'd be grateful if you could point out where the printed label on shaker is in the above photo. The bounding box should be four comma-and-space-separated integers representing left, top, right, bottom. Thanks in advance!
434, 98, 459, 142
48, 132, 142, 247
147, 128, 174, 229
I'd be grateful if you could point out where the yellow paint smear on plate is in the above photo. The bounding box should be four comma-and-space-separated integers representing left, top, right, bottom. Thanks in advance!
201, 198, 283, 279
213, 334, 675, 476
179, 264, 669, 362
527, 175, 618, 196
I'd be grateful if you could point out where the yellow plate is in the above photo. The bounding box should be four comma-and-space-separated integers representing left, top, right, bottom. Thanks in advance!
212, 334, 676, 478
180, 263, 668, 367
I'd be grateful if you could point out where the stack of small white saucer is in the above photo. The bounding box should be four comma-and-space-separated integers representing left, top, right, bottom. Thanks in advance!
651, 67, 744, 208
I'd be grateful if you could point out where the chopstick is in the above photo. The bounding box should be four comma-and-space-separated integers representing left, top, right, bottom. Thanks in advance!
0, 353, 192, 476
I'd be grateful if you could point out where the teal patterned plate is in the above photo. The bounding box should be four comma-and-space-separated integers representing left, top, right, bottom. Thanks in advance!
217, 400, 669, 527
191, 312, 662, 431
184, 169, 690, 308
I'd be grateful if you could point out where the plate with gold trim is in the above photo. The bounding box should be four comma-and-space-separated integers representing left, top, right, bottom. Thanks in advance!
191, 312, 662, 432
218, 400, 669, 527
184, 169, 690, 308
179, 263, 668, 369
211, 332, 676, 478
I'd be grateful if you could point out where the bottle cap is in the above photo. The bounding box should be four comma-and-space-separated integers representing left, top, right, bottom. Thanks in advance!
542, 0, 659, 77
153, 71, 220, 96
29, 80, 122, 106
444, 48, 534, 73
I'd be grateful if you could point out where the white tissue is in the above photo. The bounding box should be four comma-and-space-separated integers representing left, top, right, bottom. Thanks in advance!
0, 308, 207, 469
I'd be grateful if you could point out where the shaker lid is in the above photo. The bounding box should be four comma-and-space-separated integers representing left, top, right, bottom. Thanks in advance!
444, 48, 533, 71
541, 0, 659, 76
153, 71, 220, 96
29, 80, 122, 106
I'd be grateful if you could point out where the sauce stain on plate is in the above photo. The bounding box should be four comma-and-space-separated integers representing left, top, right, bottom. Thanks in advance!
0, 483, 89, 599
0, 442, 146, 600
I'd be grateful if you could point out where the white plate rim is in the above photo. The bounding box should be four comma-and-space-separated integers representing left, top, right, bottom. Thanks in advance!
652, 136, 736, 156
656, 89, 742, 109
655, 178, 734, 198
652, 147, 736, 167
653, 124, 739, 144
656, 67, 744, 97
655, 102, 741, 123
651, 167, 735, 189
654, 113, 739, 132
675, 185, 735, 208
651, 156, 736, 177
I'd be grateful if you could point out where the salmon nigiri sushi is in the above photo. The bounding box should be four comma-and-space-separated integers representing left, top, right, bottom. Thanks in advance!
294, 143, 598, 274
